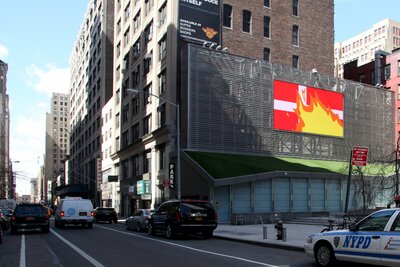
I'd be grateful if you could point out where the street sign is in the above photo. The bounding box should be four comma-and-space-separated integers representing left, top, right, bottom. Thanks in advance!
169, 163, 175, 189
137, 180, 151, 195
351, 146, 369, 166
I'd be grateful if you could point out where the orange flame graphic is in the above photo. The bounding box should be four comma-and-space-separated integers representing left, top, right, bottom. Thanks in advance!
294, 93, 343, 137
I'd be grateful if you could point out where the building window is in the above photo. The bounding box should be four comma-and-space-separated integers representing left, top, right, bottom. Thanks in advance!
398, 108, 400, 123
122, 104, 129, 123
133, 11, 141, 34
398, 84, 400, 100
158, 103, 166, 127
223, 4, 232, 28
384, 64, 391, 80
243, 10, 251, 33
144, 52, 152, 75
124, 27, 130, 46
130, 154, 140, 177
158, 70, 166, 94
133, 39, 140, 59
131, 123, 139, 142
145, 0, 154, 16
132, 96, 139, 116
263, 48, 270, 62
264, 16, 270, 38
158, 145, 165, 170
132, 65, 140, 87
293, 0, 299, 16
264, 0, 270, 8
117, 19, 121, 34
122, 130, 129, 148
292, 25, 299, 46
158, 2, 167, 27
397, 60, 400, 76
143, 83, 152, 105
158, 35, 167, 61
143, 150, 151, 174
143, 114, 152, 135
124, 2, 131, 21
116, 113, 120, 128
144, 21, 153, 45
292, 55, 299, 68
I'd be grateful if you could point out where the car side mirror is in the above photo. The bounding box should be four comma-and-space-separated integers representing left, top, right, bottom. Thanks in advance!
349, 223, 357, 232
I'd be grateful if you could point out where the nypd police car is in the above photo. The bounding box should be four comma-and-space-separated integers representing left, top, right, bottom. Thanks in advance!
305, 208, 400, 266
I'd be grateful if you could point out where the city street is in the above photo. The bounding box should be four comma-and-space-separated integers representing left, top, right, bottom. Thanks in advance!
0, 219, 315, 267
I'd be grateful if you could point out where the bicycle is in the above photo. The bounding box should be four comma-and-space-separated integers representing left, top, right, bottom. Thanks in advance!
321, 215, 351, 232
321, 219, 336, 232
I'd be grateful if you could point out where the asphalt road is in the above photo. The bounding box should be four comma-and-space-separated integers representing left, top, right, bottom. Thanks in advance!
0, 220, 334, 267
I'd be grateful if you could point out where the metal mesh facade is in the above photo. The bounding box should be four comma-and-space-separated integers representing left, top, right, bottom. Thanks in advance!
181, 45, 395, 162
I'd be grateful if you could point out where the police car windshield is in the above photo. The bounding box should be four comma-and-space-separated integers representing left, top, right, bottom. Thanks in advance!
357, 210, 395, 231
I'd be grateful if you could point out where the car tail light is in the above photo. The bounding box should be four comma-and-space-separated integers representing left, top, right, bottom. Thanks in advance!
60, 211, 65, 217
11, 215, 16, 222
175, 211, 181, 222
91, 211, 95, 217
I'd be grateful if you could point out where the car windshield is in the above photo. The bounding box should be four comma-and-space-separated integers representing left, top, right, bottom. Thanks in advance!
15, 206, 45, 216
143, 209, 150, 216
180, 202, 212, 213
357, 210, 395, 231
98, 208, 114, 212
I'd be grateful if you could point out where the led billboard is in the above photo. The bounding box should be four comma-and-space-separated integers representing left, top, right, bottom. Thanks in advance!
179, 0, 221, 44
273, 80, 344, 137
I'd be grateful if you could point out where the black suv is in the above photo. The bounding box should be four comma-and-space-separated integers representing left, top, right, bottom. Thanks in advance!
10, 203, 50, 234
148, 199, 217, 239
94, 207, 118, 223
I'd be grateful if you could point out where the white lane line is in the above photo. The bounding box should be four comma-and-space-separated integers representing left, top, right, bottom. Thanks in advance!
97, 225, 279, 267
50, 229, 105, 267
19, 235, 26, 267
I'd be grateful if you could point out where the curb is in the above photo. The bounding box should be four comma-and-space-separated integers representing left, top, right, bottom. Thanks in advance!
213, 234, 305, 252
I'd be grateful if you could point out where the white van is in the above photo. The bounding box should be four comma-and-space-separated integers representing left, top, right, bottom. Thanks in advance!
55, 197, 94, 228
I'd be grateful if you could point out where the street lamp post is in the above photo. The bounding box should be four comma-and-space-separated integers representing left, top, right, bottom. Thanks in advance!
126, 88, 181, 199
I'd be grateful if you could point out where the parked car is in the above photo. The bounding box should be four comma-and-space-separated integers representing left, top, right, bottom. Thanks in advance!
148, 199, 218, 239
54, 197, 94, 228
93, 207, 118, 224
126, 209, 151, 231
10, 203, 50, 234
305, 208, 400, 267
0, 211, 8, 231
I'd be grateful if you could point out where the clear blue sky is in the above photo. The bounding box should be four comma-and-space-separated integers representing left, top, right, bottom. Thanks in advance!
0, 0, 399, 196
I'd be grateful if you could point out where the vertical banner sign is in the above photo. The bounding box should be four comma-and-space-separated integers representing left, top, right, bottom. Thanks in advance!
96, 158, 102, 191
179, 0, 221, 45
169, 163, 175, 189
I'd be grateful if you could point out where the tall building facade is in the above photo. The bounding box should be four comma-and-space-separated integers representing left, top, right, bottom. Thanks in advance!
222, 0, 334, 76
335, 18, 400, 78
45, 93, 70, 203
109, 0, 335, 216
68, 0, 114, 205
0, 60, 11, 199
386, 48, 400, 143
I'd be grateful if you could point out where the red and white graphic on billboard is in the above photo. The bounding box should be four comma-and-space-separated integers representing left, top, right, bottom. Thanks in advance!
273, 80, 344, 137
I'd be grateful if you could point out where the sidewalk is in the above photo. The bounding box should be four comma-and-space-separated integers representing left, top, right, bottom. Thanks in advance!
213, 223, 326, 251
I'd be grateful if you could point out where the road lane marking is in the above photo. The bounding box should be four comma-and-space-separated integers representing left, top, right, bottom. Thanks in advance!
97, 225, 279, 267
20, 235, 26, 267
50, 229, 105, 267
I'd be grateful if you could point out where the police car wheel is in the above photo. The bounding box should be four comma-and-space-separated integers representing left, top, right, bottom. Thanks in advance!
315, 242, 336, 267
